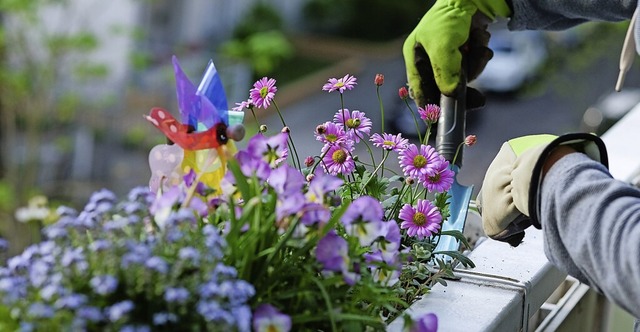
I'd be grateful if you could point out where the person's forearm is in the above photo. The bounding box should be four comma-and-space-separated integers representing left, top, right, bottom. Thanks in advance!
507, 0, 636, 31
540, 153, 640, 317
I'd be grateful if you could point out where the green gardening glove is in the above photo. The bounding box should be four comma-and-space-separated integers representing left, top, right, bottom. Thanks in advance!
403, 0, 511, 108
476, 133, 608, 247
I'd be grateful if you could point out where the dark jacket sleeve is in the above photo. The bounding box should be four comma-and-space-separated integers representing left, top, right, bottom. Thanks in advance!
507, 0, 637, 30
540, 153, 640, 318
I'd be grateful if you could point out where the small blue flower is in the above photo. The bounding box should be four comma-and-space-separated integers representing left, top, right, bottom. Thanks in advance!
106, 300, 134, 322
164, 287, 190, 304
120, 325, 150, 332
145, 256, 168, 274
90, 275, 118, 296
153, 312, 177, 325
27, 302, 54, 319
42, 225, 68, 240
55, 205, 78, 218
196, 300, 234, 324
77, 306, 103, 322
178, 247, 200, 263
127, 186, 153, 203
54, 294, 87, 309
89, 239, 111, 252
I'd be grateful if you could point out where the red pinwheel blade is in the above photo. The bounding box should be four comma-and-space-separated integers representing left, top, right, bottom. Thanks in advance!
145, 107, 225, 150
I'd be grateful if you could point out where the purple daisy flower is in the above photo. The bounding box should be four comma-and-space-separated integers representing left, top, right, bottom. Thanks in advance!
399, 199, 442, 239
398, 144, 441, 179
321, 144, 355, 176
252, 304, 291, 332
420, 157, 455, 193
322, 74, 357, 93
315, 121, 348, 146
333, 109, 372, 142
370, 133, 409, 152
250, 77, 277, 109
418, 104, 441, 124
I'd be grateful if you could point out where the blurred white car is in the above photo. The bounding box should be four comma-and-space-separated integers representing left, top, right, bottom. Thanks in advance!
470, 30, 548, 93
581, 88, 640, 134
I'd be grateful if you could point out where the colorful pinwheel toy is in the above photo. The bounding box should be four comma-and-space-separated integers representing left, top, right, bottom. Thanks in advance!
146, 56, 245, 193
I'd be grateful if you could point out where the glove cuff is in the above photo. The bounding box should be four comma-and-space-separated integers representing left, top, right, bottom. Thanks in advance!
528, 133, 609, 229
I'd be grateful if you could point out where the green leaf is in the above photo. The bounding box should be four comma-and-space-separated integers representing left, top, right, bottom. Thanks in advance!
440, 229, 472, 250
227, 159, 251, 201
432, 251, 476, 268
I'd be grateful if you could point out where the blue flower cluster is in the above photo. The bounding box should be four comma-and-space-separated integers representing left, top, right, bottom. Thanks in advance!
0, 187, 254, 331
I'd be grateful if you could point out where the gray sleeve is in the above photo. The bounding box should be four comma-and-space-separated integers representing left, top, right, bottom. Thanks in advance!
540, 152, 640, 318
507, 0, 637, 30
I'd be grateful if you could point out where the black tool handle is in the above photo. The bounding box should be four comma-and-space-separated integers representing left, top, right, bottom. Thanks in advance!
436, 86, 466, 167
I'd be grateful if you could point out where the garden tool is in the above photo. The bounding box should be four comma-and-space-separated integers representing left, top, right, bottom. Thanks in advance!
434, 84, 474, 258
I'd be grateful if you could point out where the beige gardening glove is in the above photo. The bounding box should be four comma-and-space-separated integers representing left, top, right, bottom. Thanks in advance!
477, 133, 608, 247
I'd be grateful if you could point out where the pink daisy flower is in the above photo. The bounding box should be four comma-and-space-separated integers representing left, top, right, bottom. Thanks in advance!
370, 133, 409, 152
418, 104, 441, 124
399, 199, 442, 239
333, 109, 372, 143
322, 74, 357, 93
232, 99, 253, 112
398, 144, 441, 179
315, 121, 349, 146
419, 157, 454, 193
321, 143, 355, 176
250, 77, 277, 109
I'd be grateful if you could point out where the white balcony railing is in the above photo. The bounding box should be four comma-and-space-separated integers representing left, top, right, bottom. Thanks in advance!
388, 101, 640, 331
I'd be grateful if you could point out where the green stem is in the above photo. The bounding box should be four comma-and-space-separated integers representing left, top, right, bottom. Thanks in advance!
404, 99, 423, 144
377, 85, 385, 133
359, 150, 389, 194
452, 141, 465, 167
273, 100, 302, 170
423, 121, 433, 146
340, 93, 346, 131
249, 107, 259, 133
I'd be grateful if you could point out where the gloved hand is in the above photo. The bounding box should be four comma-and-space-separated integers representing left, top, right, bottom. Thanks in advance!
402, 0, 511, 108
477, 133, 608, 247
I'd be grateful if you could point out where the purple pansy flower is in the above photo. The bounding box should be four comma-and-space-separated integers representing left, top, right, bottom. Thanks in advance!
411, 313, 438, 332
252, 304, 291, 332
340, 196, 385, 246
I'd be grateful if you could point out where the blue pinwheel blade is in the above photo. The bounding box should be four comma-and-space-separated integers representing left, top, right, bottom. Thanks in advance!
172, 56, 200, 129
197, 60, 228, 126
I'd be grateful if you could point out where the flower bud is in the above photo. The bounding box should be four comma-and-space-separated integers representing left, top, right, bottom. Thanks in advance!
398, 86, 409, 100
465, 135, 477, 146
304, 156, 315, 167
306, 174, 315, 182
374, 73, 384, 86
281, 126, 290, 134
405, 177, 415, 185
315, 124, 327, 135
259, 124, 268, 132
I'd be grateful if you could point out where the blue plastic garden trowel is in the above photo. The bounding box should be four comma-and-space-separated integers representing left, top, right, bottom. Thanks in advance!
434, 86, 474, 258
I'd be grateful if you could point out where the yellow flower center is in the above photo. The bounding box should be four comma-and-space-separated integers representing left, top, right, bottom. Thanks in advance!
413, 155, 427, 168
346, 118, 360, 129
260, 86, 269, 98
332, 149, 347, 164
335, 82, 344, 88
413, 212, 426, 226
429, 173, 441, 182
326, 134, 338, 142
267, 325, 278, 332
383, 140, 394, 147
